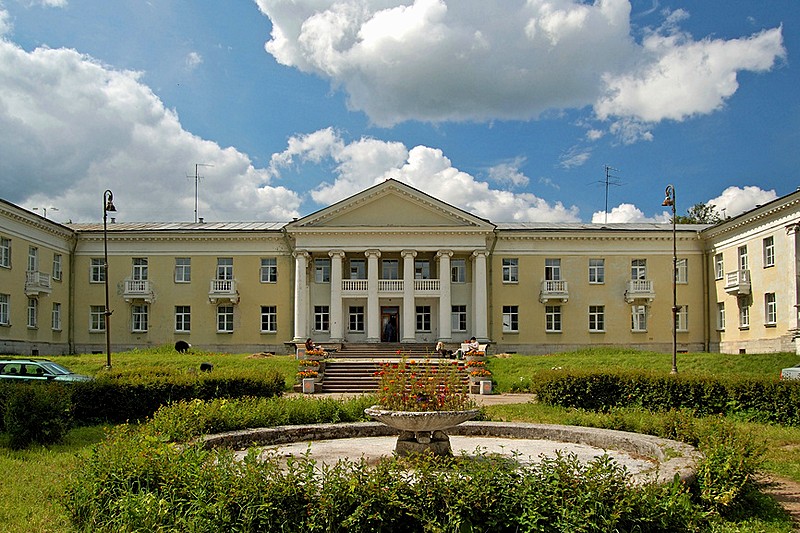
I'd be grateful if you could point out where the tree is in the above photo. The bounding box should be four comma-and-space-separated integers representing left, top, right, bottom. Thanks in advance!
674, 203, 722, 224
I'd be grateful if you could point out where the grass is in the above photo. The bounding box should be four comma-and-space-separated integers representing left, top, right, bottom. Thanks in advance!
2, 346, 800, 531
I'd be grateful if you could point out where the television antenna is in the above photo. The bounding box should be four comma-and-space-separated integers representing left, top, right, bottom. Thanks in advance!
594, 165, 622, 224
187, 163, 213, 223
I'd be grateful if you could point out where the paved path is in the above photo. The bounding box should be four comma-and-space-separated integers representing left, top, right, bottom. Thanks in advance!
287, 391, 537, 406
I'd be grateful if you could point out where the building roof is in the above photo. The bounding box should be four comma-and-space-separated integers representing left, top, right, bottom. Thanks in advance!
495, 222, 710, 232
67, 221, 287, 232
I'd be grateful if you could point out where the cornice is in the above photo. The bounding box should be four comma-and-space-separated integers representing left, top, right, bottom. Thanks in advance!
493, 233, 699, 242
702, 195, 800, 239
78, 233, 286, 244
0, 205, 76, 240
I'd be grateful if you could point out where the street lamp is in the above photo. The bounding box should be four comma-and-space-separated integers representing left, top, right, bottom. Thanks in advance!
103, 190, 117, 369
662, 185, 678, 374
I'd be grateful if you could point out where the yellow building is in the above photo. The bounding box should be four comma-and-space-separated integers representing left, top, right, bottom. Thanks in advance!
1, 180, 798, 356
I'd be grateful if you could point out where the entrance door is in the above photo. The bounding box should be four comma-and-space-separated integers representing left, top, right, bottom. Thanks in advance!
381, 306, 399, 342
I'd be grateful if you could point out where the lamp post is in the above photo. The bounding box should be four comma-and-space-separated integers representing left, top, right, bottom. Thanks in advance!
661, 185, 678, 374
103, 190, 117, 369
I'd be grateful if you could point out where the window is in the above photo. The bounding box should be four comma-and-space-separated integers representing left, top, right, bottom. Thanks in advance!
589, 259, 604, 284
260, 258, 278, 283
52, 254, 62, 281
217, 305, 234, 332
714, 253, 724, 280
589, 305, 605, 332
314, 259, 331, 283
132, 258, 148, 280
90, 258, 105, 283
52, 302, 61, 331
675, 258, 688, 284
502, 258, 518, 283
349, 259, 366, 280
381, 259, 399, 280
27, 298, 37, 328
414, 260, 430, 279
175, 306, 191, 332
717, 302, 725, 330
314, 306, 330, 331
451, 305, 467, 332
132, 304, 149, 332
0, 237, 9, 268
261, 305, 278, 333
175, 258, 191, 282
545, 305, 562, 332
217, 258, 233, 280
90, 306, 105, 332
349, 306, 365, 332
27, 246, 38, 272
544, 258, 561, 281
631, 305, 647, 332
0, 294, 8, 325
416, 305, 431, 332
738, 246, 748, 271
739, 301, 750, 329
631, 259, 646, 280
765, 293, 777, 325
676, 305, 688, 332
502, 305, 518, 332
451, 259, 466, 283
763, 236, 775, 268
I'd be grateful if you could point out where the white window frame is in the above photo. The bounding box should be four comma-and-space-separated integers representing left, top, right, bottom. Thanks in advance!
348, 306, 365, 332
763, 236, 775, 268
52, 302, 61, 331
0, 294, 8, 325
132, 258, 148, 281
738, 246, 748, 271
0, 237, 10, 268
588, 258, 604, 284
90, 306, 105, 332
631, 259, 646, 280
739, 301, 750, 329
175, 305, 191, 332
676, 305, 688, 332
349, 259, 366, 280
502, 305, 518, 332
416, 305, 431, 332
217, 258, 234, 281
132, 304, 149, 332
315, 259, 331, 283
260, 258, 278, 283
765, 293, 777, 326
675, 258, 688, 284
217, 305, 234, 333
451, 259, 466, 283
631, 305, 647, 332
414, 260, 430, 280
714, 253, 724, 280
451, 304, 467, 332
27, 246, 38, 272
381, 259, 399, 280
175, 258, 191, 283
502, 258, 518, 283
544, 258, 561, 281
545, 305, 562, 332
314, 305, 330, 332
716, 302, 725, 331
52, 254, 62, 281
27, 298, 37, 328
90, 258, 105, 283
261, 305, 278, 333
589, 305, 605, 332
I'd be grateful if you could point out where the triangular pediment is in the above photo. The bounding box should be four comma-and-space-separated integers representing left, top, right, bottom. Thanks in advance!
288, 180, 494, 230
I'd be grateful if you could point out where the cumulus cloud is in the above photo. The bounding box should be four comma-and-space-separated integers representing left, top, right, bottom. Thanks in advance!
592, 203, 668, 223
487, 157, 529, 187
0, 40, 301, 222
269, 128, 580, 222
0, 7, 10, 37
255, 0, 785, 137
707, 185, 777, 219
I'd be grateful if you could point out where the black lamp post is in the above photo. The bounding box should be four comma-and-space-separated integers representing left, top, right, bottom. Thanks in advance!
103, 190, 117, 369
662, 185, 678, 374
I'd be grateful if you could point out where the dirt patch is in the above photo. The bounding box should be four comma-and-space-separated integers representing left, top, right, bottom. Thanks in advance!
762, 475, 800, 527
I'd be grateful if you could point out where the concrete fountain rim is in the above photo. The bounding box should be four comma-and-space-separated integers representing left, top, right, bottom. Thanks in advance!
198, 420, 700, 485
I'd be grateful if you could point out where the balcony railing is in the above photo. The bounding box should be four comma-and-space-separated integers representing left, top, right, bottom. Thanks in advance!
123, 279, 155, 302
624, 279, 655, 303
724, 269, 751, 295
414, 279, 440, 292
379, 279, 404, 292
209, 279, 239, 304
341, 279, 442, 294
540, 279, 569, 303
25, 271, 52, 296
342, 279, 368, 292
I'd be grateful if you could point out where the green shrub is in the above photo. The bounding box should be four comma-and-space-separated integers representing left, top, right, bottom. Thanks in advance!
3, 383, 73, 449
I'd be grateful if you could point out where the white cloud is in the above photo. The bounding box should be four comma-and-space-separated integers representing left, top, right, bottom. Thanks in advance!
0, 7, 10, 37
0, 41, 301, 222
185, 51, 203, 71
487, 157, 529, 187
707, 185, 777, 219
559, 146, 592, 168
592, 203, 668, 223
269, 128, 580, 222
255, 0, 785, 136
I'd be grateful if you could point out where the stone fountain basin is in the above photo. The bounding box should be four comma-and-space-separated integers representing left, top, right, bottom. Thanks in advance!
364, 406, 480, 433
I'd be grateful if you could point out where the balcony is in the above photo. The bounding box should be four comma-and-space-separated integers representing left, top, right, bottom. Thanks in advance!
413, 279, 440, 293
378, 279, 404, 292
724, 270, 751, 295
208, 279, 239, 304
624, 279, 655, 303
539, 279, 569, 303
123, 279, 155, 303
340, 278, 441, 295
24, 271, 52, 297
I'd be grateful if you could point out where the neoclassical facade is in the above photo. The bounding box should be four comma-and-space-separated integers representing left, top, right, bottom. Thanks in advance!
1, 179, 798, 356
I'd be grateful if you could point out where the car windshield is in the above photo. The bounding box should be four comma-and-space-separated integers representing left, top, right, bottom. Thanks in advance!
38, 362, 72, 375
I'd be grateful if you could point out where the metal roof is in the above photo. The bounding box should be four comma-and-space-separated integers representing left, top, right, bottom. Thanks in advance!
67, 221, 288, 232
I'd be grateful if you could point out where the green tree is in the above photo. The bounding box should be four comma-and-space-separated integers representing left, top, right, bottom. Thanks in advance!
674, 203, 722, 224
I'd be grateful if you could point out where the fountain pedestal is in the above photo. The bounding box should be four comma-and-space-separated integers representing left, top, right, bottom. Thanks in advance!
365, 406, 480, 456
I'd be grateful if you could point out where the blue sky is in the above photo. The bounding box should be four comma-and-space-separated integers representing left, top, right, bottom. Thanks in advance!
0, 0, 796, 223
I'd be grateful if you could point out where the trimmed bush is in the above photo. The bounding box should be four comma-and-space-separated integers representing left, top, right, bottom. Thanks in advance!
3, 383, 73, 449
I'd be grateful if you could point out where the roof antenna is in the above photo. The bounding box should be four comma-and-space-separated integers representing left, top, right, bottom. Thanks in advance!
595, 165, 622, 224
187, 163, 213, 223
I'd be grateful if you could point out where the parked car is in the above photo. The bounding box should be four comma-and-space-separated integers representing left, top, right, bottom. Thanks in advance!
0, 359, 92, 383
780, 364, 800, 380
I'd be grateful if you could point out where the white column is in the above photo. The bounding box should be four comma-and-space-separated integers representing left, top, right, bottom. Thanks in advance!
366, 250, 381, 342
401, 250, 417, 342
437, 250, 452, 341
292, 250, 310, 342
329, 250, 344, 342
472, 250, 489, 341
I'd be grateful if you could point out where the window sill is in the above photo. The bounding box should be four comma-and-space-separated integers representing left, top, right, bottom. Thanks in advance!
589, 330, 605, 334
739, 326, 750, 331
175, 331, 191, 335
765, 323, 777, 328
631, 330, 648, 334
502, 330, 519, 334
260, 330, 277, 334
545, 330, 562, 334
